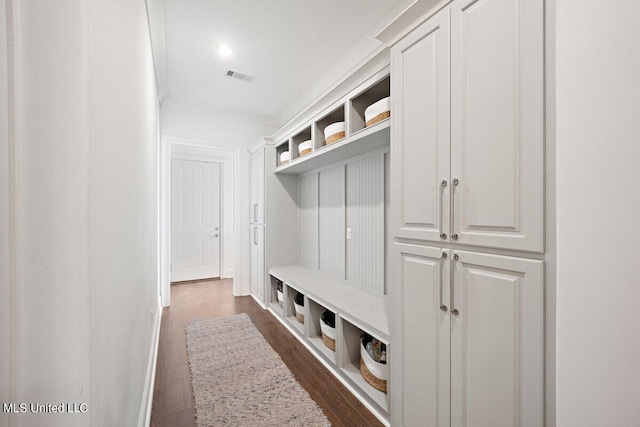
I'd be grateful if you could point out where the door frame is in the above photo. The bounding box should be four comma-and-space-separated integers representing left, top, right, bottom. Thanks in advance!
160, 136, 239, 307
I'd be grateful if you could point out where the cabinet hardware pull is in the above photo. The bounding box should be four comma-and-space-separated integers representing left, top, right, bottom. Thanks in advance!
451, 178, 459, 239
440, 251, 448, 312
253, 203, 258, 222
253, 227, 258, 245
440, 180, 447, 240
451, 253, 459, 315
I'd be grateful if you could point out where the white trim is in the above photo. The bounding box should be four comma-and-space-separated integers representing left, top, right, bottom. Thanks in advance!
160, 135, 240, 306
138, 296, 162, 427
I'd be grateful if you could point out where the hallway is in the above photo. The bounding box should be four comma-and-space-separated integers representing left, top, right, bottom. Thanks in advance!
150, 279, 382, 426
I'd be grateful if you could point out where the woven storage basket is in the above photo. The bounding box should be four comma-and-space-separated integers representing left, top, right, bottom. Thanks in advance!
364, 97, 391, 127
360, 339, 388, 393
360, 358, 387, 393
325, 131, 345, 145
324, 121, 345, 145
322, 333, 335, 351
298, 140, 312, 156
294, 302, 304, 324
365, 111, 390, 127
320, 320, 336, 351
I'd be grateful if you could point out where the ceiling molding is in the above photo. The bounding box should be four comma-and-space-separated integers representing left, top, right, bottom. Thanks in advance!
161, 97, 281, 128
145, 0, 169, 100
375, 0, 452, 47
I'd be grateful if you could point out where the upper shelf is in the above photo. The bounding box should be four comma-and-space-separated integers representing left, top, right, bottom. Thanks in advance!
274, 71, 390, 175
274, 119, 390, 174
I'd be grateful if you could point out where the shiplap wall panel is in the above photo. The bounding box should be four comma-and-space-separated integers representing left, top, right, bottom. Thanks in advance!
299, 173, 319, 269
346, 155, 385, 293
319, 166, 345, 279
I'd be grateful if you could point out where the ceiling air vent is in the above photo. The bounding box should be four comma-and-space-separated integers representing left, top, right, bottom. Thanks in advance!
225, 70, 256, 83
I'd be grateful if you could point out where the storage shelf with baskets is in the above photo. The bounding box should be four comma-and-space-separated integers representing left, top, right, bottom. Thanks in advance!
268, 265, 390, 425
284, 283, 305, 336
274, 70, 390, 176
307, 298, 337, 364
340, 317, 389, 412
269, 276, 284, 316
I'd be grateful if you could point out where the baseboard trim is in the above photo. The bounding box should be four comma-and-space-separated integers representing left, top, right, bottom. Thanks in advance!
138, 297, 162, 427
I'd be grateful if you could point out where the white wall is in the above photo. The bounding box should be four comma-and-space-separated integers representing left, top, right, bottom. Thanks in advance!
556, 1, 640, 425
160, 104, 279, 295
88, 0, 159, 425
0, 0, 12, 422
19, 1, 91, 425
17, 0, 160, 426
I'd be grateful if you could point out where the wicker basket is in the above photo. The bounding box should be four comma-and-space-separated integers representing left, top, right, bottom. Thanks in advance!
299, 148, 312, 156
320, 320, 336, 352
324, 121, 345, 146
360, 357, 387, 393
325, 131, 345, 145
365, 111, 390, 127
294, 302, 304, 324
360, 340, 388, 393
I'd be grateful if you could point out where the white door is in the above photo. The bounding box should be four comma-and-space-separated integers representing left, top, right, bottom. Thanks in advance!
450, 0, 544, 252
393, 243, 450, 427
450, 250, 543, 427
171, 159, 221, 282
392, 8, 451, 243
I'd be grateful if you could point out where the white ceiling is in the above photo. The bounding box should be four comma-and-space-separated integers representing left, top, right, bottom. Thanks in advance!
159, 0, 408, 121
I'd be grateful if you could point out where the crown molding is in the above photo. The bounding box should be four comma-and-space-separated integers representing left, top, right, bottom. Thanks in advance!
161, 97, 281, 128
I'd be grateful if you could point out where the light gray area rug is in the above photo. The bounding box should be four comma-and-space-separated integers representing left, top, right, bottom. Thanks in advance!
185, 313, 330, 427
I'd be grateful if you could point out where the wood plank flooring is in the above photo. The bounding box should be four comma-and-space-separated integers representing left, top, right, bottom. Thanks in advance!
150, 279, 383, 427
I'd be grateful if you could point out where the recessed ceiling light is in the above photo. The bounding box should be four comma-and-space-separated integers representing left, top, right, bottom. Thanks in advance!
217, 45, 234, 57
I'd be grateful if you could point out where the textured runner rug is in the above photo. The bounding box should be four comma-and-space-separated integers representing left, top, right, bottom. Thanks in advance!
185, 313, 330, 426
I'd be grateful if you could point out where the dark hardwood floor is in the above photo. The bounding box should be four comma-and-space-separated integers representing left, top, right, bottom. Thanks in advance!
150, 279, 383, 427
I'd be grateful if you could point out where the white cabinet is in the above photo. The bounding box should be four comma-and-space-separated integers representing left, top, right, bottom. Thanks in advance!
391, 0, 543, 252
393, 243, 543, 427
450, 250, 544, 427
250, 225, 264, 301
450, 0, 544, 252
392, 9, 450, 244
250, 148, 264, 224
248, 137, 298, 307
393, 244, 450, 427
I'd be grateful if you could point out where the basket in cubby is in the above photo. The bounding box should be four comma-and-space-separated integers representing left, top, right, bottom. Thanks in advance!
364, 97, 390, 127
294, 292, 304, 323
324, 121, 345, 145
276, 281, 284, 308
320, 310, 336, 352
360, 334, 388, 393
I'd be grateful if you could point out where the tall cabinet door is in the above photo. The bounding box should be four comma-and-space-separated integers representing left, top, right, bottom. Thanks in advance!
450, 0, 544, 252
250, 149, 265, 224
450, 250, 543, 427
392, 243, 450, 427
392, 8, 451, 243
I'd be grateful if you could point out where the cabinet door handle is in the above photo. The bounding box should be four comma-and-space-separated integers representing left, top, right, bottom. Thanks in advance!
440, 180, 447, 240
253, 203, 258, 222
440, 251, 448, 312
451, 253, 459, 315
451, 178, 459, 239
253, 227, 258, 245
